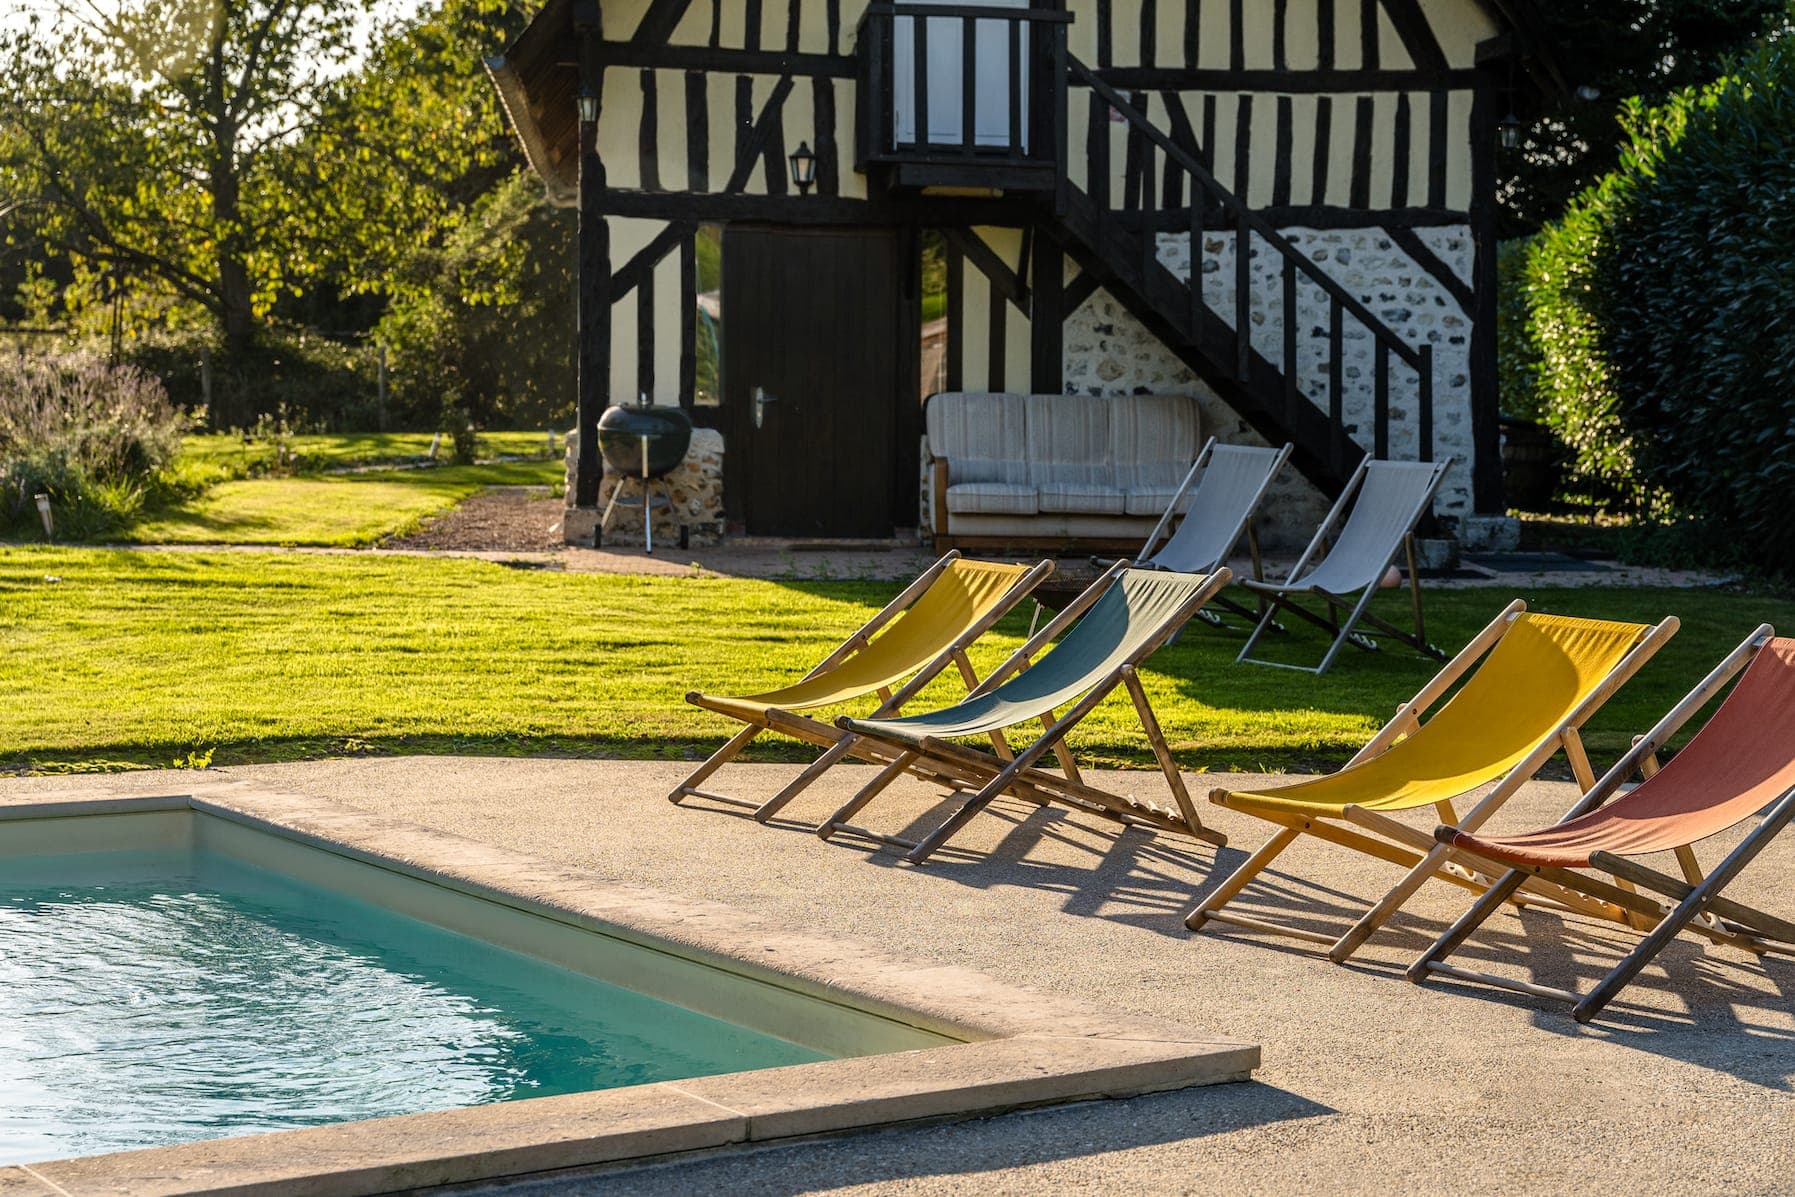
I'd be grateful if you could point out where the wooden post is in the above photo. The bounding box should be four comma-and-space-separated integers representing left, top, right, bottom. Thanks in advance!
1029, 223, 1063, 392
376, 342, 388, 432
1467, 60, 1504, 513
575, 7, 610, 509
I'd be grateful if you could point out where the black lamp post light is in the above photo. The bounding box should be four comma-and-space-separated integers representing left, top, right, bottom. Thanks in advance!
788, 141, 816, 195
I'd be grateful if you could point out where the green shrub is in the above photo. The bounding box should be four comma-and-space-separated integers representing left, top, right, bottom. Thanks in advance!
1528, 40, 1795, 564
123, 329, 381, 432
1495, 239, 1546, 423
0, 354, 187, 537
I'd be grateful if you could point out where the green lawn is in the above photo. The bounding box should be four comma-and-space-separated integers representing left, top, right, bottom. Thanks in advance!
2, 547, 1784, 776
120, 460, 562, 547
178, 431, 561, 477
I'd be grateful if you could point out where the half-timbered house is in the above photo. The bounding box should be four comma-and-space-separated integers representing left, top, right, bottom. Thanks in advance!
487, 0, 1557, 545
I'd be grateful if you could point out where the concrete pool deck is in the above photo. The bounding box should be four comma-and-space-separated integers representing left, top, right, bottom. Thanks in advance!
4, 757, 1792, 1194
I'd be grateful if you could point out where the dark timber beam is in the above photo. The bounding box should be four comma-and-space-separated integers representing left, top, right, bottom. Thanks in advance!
1468, 62, 1504, 514
1030, 224, 1063, 392
574, 2, 608, 509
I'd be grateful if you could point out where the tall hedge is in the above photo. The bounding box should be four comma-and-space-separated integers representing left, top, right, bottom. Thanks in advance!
1528, 40, 1795, 562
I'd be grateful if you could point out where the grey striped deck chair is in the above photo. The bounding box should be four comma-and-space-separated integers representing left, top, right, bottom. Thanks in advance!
1237, 456, 1452, 675
1135, 438, 1292, 629
813, 566, 1232, 865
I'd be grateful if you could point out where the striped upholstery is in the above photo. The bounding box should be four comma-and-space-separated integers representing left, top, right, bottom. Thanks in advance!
1109, 396, 1204, 492
925, 392, 1029, 485
946, 482, 1038, 515
1025, 396, 1112, 487
928, 393, 1201, 527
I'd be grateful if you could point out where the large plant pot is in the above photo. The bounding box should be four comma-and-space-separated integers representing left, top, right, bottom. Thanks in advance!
1500, 417, 1565, 511
597, 403, 694, 477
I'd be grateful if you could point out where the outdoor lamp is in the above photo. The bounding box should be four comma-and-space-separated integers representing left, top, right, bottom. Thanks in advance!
1498, 113, 1523, 150
577, 86, 600, 125
788, 141, 816, 195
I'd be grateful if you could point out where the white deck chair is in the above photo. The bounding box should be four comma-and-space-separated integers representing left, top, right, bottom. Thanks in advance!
1237, 456, 1452, 675
1135, 438, 1292, 629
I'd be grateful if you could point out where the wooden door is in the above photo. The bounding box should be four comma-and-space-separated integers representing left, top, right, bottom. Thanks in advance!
721, 226, 917, 537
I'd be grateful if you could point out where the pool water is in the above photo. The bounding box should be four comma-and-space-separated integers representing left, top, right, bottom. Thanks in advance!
0, 850, 828, 1165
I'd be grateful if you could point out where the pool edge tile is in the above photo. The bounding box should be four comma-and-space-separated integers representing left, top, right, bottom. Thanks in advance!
673, 1034, 1260, 1142
26, 1085, 747, 1197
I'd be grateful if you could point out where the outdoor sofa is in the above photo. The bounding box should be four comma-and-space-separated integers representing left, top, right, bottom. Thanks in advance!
924, 391, 1204, 550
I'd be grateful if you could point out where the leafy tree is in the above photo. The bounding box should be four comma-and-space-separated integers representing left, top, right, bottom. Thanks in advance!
0, 0, 532, 422
0, 0, 380, 357
1501, 0, 1791, 234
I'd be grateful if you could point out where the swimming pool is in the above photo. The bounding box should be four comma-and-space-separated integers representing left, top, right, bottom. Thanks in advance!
0, 847, 826, 1165
0, 786, 1256, 1194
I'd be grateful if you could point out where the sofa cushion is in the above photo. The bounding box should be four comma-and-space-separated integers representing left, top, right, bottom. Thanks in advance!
1123, 487, 1194, 517
926, 393, 1029, 485
1039, 481, 1127, 515
1025, 395, 1112, 488
945, 482, 1039, 516
1109, 395, 1201, 491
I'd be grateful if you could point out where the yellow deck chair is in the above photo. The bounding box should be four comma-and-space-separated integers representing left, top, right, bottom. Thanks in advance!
670, 551, 1052, 820
1184, 601, 1678, 962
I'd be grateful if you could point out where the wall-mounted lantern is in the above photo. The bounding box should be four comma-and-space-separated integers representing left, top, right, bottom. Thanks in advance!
1498, 113, 1523, 150
577, 85, 600, 126
788, 141, 816, 195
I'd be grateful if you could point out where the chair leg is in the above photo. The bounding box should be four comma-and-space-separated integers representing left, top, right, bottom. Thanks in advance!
753, 735, 857, 823
1185, 827, 1300, 930
817, 751, 915, 841
1314, 584, 1382, 676
1407, 868, 1528, 984
669, 725, 761, 804
1329, 840, 1455, 963
1574, 792, 1795, 1021
1236, 596, 1284, 663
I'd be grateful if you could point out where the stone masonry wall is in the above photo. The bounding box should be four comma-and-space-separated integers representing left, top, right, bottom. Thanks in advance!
1062, 224, 1478, 548
563, 427, 725, 548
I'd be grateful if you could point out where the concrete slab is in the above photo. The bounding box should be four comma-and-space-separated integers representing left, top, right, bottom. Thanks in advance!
4, 757, 1793, 1193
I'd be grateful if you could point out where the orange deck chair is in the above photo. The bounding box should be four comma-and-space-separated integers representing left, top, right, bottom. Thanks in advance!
1411, 625, 1795, 1022
1185, 601, 1678, 962
671, 551, 1051, 820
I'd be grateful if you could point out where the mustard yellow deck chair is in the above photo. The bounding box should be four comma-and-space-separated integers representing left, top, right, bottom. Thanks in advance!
671, 552, 1052, 820
1184, 601, 1678, 962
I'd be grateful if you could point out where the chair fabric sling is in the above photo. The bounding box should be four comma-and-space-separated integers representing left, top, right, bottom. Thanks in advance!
1237, 457, 1452, 674
670, 554, 1049, 817
1142, 441, 1292, 575
816, 567, 1231, 864
1186, 604, 1676, 962
1412, 628, 1795, 1021
1137, 440, 1291, 631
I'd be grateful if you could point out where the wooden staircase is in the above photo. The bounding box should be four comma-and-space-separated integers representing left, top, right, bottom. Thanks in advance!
1045, 58, 1436, 498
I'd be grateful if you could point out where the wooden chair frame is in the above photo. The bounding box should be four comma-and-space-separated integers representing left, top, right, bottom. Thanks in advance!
811, 565, 1234, 865
1185, 602, 1680, 963
1236, 456, 1452, 675
670, 551, 1054, 818
1410, 626, 1795, 1022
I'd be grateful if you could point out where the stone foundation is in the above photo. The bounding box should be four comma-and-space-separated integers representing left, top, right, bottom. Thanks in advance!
563, 426, 725, 548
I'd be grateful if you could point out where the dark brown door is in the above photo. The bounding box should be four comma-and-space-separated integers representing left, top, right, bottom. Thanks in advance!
722, 226, 916, 537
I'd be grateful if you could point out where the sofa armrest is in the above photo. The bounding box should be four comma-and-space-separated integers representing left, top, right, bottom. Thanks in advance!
930, 457, 950, 537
